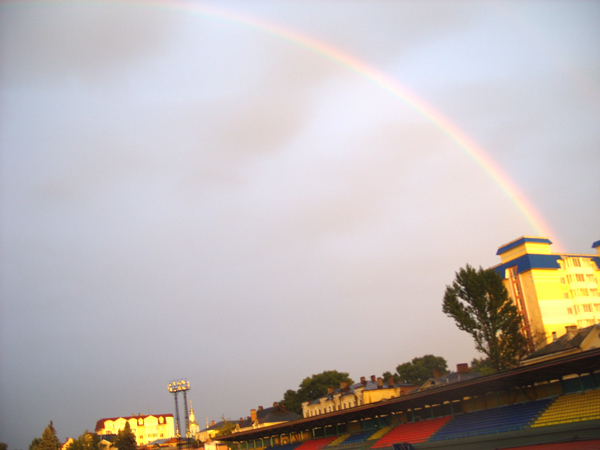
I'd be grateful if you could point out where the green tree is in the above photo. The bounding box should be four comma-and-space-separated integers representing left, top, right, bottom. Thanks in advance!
280, 370, 353, 415
443, 264, 529, 372
1, 442, 8, 450
382, 371, 401, 383
395, 355, 448, 385
29, 438, 40, 450
470, 357, 496, 376
280, 389, 303, 416
66, 431, 100, 450
37, 422, 60, 450
113, 422, 136, 450
214, 418, 236, 438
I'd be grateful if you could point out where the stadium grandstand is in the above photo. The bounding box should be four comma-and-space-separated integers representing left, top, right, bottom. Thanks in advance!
216, 349, 600, 450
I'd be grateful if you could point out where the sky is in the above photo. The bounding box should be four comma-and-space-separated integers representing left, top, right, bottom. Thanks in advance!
1, 0, 599, 447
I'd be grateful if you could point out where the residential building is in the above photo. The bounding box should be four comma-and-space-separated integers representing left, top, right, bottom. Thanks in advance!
197, 404, 300, 443
493, 237, 600, 349
302, 376, 418, 419
234, 403, 301, 433
95, 414, 175, 446
418, 363, 482, 391
521, 324, 600, 366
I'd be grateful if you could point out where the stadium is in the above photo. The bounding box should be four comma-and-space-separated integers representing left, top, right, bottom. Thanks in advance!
215, 348, 600, 450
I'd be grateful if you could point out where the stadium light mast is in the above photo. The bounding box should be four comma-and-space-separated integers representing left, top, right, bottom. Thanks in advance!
168, 379, 191, 439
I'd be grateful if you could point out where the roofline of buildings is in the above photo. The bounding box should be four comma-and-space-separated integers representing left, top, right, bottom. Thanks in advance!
217, 348, 600, 442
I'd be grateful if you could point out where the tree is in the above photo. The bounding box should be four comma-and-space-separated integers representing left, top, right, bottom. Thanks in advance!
280, 389, 303, 416
470, 357, 496, 376
395, 355, 448, 385
66, 431, 100, 450
382, 371, 401, 383
113, 422, 136, 450
214, 418, 236, 438
29, 438, 40, 450
280, 370, 353, 415
37, 422, 60, 450
443, 264, 529, 372
0, 442, 8, 450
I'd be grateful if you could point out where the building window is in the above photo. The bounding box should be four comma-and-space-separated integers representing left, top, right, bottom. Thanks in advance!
576, 274, 585, 282
567, 307, 573, 315
573, 258, 581, 267
583, 304, 592, 312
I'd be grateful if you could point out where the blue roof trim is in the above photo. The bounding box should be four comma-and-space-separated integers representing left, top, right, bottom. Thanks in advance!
496, 237, 552, 256
593, 240, 600, 249
493, 254, 561, 276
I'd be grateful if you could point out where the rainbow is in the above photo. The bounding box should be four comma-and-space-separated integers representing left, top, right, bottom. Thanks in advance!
14, 0, 562, 249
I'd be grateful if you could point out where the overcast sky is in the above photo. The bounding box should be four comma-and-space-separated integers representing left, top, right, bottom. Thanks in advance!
1, 0, 599, 448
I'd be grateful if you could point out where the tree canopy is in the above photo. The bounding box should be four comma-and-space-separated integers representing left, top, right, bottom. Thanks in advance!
281, 370, 353, 415
113, 422, 136, 450
66, 431, 100, 450
29, 438, 41, 450
395, 355, 448, 385
443, 264, 529, 372
37, 422, 60, 450
215, 418, 236, 438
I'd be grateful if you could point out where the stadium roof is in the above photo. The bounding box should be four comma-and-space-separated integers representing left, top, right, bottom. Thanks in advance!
217, 348, 600, 442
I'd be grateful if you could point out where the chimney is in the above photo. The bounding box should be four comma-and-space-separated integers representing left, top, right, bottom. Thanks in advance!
361, 376, 367, 386
377, 377, 383, 389
211, 420, 215, 427
251, 409, 257, 422
370, 375, 376, 382
457, 363, 469, 374
388, 376, 395, 387
433, 369, 440, 379
328, 386, 334, 395
566, 325, 578, 336
552, 331, 558, 341
258, 406, 263, 411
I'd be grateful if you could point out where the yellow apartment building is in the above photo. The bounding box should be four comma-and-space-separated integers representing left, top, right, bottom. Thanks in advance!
95, 414, 175, 446
493, 236, 600, 349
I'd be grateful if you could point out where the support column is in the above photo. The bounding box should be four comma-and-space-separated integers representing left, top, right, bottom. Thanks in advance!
173, 392, 181, 438
182, 390, 190, 438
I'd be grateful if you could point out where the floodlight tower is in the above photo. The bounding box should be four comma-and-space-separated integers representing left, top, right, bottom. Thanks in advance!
168, 379, 191, 439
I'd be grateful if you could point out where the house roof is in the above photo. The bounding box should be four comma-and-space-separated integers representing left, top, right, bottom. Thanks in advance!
523, 324, 600, 361
199, 420, 226, 433
237, 404, 301, 428
419, 370, 482, 390
201, 405, 300, 433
